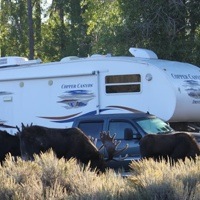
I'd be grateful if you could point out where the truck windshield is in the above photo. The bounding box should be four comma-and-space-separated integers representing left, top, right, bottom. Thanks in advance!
135, 117, 174, 134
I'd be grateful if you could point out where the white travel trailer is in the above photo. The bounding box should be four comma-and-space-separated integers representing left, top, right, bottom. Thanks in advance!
0, 47, 200, 133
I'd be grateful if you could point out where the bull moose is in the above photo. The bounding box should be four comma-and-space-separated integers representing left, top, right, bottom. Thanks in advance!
0, 130, 21, 162
139, 132, 200, 162
17, 124, 128, 172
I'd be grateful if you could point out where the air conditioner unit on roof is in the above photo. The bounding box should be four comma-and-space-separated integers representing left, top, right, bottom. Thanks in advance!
0, 56, 41, 68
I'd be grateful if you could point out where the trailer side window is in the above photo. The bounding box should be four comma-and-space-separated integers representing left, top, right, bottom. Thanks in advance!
105, 74, 141, 93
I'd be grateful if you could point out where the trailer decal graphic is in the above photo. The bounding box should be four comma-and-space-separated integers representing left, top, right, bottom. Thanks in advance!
51, 106, 143, 123
0, 120, 16, 128
183, 80, 200, 101
106, 106, 143, 113
0, 91, 13, 95
39, 111, 97, 123
39, 110, 96, 123
0, 120, 6, 124
51, 111, 97, 123
58, 90, 95, 109
38, 112, 82, 120
38, 106, 142, 124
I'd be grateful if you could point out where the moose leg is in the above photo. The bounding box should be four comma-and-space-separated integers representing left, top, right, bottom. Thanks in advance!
170, 143, 189, 162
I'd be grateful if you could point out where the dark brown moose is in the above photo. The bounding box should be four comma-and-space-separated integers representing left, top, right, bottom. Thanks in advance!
17, 124, 128, 172
139, 132, 200, 162
0, 130, 21, 162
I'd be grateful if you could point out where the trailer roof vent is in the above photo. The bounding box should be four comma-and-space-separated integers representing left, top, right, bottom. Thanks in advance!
0, 56, 42, 68
129, 47, 158, 59
60, 56, 79, 62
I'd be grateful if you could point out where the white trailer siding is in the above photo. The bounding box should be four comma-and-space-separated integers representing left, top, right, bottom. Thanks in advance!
139, 64, 177, 121
95, 60, 177, 121
0, 66, 99, 129
0, 50, 200, 132
146, 59, 200, 121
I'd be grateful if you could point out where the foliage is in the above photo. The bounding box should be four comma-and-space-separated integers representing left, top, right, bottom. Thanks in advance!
81, 0, 126, 55
118, 0, 200, 63
0, 151, 200, 199
0, 0, 200, 65
0, 0, 29, 57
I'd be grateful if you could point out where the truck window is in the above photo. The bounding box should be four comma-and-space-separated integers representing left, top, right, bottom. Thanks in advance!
77, 121, 104, 139
108, 121, 138, 139
135, 118, 173, 134
105, 74, 141, 93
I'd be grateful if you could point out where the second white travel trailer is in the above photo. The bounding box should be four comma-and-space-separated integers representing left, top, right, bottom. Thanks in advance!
0, 47, 200, 133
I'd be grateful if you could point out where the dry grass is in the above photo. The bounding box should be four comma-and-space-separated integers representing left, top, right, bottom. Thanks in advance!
128, 157, 200, 200
0, 151, 199, 199
0, 150, 133, 200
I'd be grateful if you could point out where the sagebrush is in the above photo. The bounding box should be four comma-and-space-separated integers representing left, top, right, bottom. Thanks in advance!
0, 150, 200, 200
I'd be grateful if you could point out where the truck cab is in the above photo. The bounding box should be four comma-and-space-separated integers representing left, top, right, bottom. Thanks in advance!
72, 112, 174, 172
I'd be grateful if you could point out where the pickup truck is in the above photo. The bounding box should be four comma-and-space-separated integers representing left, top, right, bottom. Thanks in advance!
72, 112, 177, 172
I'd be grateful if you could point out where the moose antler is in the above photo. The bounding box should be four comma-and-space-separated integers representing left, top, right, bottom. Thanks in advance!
100, 131, 129, 161
22, 123, 33, 130
16, 123, 33, 133
88, 136, 97, 146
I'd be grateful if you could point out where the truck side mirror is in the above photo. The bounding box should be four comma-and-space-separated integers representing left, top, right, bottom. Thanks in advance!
124, 128, 133, 140
133, 133, 142, 140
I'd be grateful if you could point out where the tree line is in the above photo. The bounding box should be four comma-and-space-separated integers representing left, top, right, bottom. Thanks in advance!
0, 0, 200, 66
